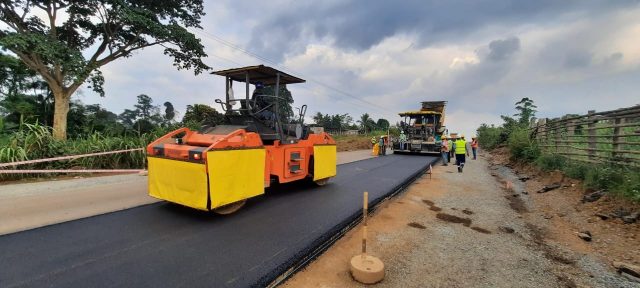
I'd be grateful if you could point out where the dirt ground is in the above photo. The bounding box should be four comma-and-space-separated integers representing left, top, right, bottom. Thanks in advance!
335, 135, 376, 152
283, 152, 639, 287
487, 147, 640, 285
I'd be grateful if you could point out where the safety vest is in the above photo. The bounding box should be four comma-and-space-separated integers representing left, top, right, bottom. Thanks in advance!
455, 139, 466, 154
441, 140, 449, 152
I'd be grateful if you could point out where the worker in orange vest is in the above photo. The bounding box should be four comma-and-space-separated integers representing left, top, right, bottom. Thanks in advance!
441, 136, 449, 166
471, 136, 479, 160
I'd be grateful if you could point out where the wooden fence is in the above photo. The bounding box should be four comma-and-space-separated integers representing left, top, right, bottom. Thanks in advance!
530, 105, 640, 167
325, 129, 363, 136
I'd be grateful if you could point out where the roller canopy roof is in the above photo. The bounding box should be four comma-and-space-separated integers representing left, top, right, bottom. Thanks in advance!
399, 111, 443, 116
212, 65, 305, 85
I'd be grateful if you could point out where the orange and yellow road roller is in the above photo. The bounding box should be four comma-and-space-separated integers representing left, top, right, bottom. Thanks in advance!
146, 65, 336, 214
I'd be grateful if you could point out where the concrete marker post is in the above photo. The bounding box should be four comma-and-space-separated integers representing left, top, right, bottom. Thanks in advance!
350, 191, 385, 284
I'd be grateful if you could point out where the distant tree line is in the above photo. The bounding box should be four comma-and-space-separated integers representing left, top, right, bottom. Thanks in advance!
2, 50, 391, 141
311, 111, 389, 133
0, 52, 227, 138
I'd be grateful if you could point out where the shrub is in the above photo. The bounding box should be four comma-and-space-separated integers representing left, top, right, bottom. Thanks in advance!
535, 154, 566, 171
542, 157, 640, 202
507, 128, 540, 161
562, 162, 588, 180
583, 164, 640, 201
476, 124, 504, 150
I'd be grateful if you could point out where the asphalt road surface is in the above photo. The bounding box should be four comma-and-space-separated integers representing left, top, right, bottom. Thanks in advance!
0, 150, 374, 235
0, 154, 437, 288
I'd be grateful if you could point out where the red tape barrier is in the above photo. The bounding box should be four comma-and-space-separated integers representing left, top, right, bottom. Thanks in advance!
0, 148, 145, 173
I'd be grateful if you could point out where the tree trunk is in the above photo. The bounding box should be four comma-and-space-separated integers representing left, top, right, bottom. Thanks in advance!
52, 89, 71, 140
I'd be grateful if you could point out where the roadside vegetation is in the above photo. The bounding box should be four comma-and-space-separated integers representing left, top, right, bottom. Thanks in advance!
477, 98, 640, 202
310, 111, 397, 152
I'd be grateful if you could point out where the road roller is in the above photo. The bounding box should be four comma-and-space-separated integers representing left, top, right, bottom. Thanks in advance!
146, 65, 336, 214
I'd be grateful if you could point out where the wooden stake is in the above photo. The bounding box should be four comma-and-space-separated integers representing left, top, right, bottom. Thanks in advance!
362, 192, 368, 260
350, 191, 385, 284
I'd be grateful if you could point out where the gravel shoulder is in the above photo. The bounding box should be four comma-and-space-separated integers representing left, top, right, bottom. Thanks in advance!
283, 154, 638, 287
0, 150, 374, 235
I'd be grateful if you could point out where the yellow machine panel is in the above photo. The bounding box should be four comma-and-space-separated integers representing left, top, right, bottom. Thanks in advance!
313, 145, 337, 181
207, 148, 266, 208
148, 157, 209, 210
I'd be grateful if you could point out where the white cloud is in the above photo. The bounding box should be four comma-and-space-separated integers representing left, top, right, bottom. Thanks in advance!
71, 1, 640, 133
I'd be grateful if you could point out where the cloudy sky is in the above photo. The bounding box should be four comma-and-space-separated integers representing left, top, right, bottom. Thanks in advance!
76, 0, 640, 137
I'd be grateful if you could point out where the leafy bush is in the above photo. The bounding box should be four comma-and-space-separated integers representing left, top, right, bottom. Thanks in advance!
534, 155, 640, 202
582, 164, 640, 201
535, 154, 566, 171
562, 162, 588, 180
584, 165, 622, 190
476, 124, 504, 150
507, 128, 540, 161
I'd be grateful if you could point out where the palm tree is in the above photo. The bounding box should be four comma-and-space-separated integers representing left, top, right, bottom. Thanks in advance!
358, 113, 372, 133
312, 112, 324, 125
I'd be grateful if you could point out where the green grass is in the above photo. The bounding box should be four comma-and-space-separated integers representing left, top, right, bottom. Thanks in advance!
530, 146, 640, 202
0, 122, 175, 180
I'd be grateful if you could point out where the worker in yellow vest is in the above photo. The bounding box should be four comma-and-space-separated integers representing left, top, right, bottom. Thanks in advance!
454, 135, 470, 173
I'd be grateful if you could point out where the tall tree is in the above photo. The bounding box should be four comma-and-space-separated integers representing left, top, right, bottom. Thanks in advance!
133, 94, 154, 120
0, 0, 209, 139
163, 101, 175, 123
182, 104, 224, 126
0, 54, 52, 128
253, 84, 294, 123
85, 103, 119, 134
514, 97, 537, 126
118, 108, 137, 127
342, 114, 354, 129
0, 52, 36, 99
312, 112, 324, 126
376, 118, 390, 130
357, 113, 374, 133
128, 94, 162, 134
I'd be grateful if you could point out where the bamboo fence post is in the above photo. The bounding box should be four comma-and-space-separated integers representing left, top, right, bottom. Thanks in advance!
587, 110, 597, 160
567, 118, 575, 156
555, 116, 565, 154
541, 118, 549, 153
612, 117, 623, 159
534, 119, 541, 147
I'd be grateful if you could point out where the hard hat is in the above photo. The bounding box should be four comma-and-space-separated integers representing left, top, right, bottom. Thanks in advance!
461, 134, 465, 138
400, 130, 404, 134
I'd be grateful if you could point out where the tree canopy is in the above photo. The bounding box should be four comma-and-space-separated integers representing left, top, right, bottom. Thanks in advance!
0, 0, 209, 139
182, 103, 224, 127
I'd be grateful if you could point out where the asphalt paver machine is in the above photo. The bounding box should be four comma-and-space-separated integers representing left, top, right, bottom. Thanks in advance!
393, 101, 448, 154
146, 65, 337, 214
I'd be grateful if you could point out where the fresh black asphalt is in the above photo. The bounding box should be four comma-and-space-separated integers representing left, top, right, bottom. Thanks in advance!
0, 154, 438, 288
